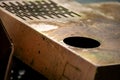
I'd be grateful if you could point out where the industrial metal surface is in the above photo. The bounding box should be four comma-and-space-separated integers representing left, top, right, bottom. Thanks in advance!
0, 0, 120, 80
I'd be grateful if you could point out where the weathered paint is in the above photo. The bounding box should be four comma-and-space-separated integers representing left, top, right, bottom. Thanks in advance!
0, 0, 120, 80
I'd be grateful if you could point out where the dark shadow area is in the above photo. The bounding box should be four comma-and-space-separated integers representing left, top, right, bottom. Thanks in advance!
9, 56, 48, 80
95, 65, 120, 80
0, 19, 12, 80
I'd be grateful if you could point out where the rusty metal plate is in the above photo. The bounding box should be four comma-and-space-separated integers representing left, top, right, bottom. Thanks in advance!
0, 0, 120, 80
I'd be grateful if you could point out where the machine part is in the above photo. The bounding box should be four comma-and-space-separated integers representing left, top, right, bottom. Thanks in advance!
0, 0, 120, 80
0, 19, 14, 80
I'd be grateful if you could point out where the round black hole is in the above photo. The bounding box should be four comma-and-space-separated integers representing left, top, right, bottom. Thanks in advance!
63, 37, 100, 48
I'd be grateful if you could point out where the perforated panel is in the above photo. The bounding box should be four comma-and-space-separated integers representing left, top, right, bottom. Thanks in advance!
0, 0, 81, 20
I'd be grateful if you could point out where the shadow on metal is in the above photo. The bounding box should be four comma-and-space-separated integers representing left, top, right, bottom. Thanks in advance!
0, 19, 14, 80
0, 19, 48, 80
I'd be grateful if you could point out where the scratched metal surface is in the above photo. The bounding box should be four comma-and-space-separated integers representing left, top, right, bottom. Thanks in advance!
26, 0, 120, 66
0, 0, 120, 80
0, 0, 120, 66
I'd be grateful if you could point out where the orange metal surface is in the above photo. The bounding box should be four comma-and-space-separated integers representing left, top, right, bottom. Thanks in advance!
0, 0, 120, 80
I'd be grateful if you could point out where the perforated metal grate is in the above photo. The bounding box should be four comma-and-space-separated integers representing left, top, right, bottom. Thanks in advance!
0, 0, 81, 20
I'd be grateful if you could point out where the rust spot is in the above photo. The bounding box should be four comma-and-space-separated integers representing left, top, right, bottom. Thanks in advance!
38, 50, 40, 54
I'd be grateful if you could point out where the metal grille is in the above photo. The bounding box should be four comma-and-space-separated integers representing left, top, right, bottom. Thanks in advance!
0, 0, 81, 20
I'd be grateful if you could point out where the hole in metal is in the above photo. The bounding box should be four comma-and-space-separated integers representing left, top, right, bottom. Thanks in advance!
63, 37, 100, 48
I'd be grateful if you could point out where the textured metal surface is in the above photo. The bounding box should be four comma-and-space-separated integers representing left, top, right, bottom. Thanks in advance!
0, 0, 80, 20
0, 0, 120, 80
